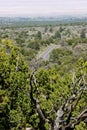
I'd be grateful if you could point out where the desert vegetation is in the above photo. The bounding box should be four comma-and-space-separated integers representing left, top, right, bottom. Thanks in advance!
0, 19, 87, 130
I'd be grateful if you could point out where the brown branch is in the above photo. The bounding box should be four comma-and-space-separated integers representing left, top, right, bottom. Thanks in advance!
30, 72, 36, 104
36, 98, 46, 122
29, 71, 49, 130
72, 109, 87, 128
72, 92, 82, 110
66, 91, 83, 125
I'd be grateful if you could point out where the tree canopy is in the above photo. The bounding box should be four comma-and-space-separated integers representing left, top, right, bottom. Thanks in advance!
0, 39, 87, 130
0, 39, 30, 130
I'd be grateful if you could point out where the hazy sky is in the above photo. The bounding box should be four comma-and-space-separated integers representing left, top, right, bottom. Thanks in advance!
0, 0, 87, 16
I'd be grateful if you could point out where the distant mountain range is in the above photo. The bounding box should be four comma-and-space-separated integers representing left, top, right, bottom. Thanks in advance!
0, 15, 87, 25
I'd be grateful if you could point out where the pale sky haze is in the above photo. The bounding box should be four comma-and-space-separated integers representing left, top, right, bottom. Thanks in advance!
0, 0, 87, 16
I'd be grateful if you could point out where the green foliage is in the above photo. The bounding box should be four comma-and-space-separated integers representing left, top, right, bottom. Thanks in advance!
75, 122, 87, 130
49, 26, 53, 33
40, 37, 54, 46
66, 38, 79, 46
54, 30, 61, 39
59, 26, 64, 32
21, 48, 36, 60
50, 48, 73, 65
0, 38, 87, 130
44, 26, 48, 33
10, 107, 26, 130
80, 29, 86, 38
27, 40, 40, 50
0, 39, 30, 130
34, 58, 87, 129
0, 90, 10, 130
36, 31, 42, 40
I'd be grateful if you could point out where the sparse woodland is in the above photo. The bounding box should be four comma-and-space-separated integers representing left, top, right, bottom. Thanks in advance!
0, 22, 87, 130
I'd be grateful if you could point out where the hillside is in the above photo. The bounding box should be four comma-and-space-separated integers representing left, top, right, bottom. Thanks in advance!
0, 20, 87, 130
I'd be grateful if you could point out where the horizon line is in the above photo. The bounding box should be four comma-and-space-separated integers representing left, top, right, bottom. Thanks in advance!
0, 13, 87, 18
